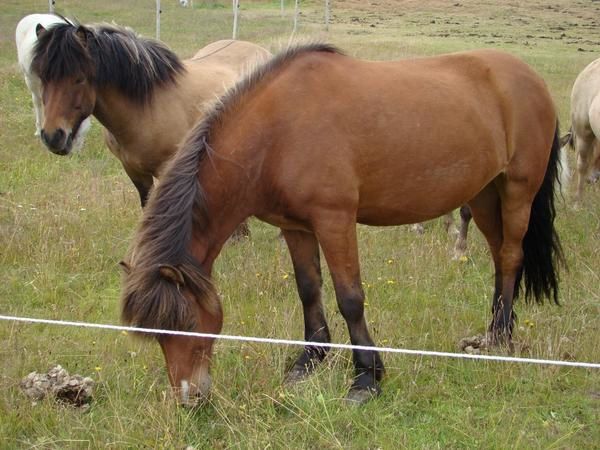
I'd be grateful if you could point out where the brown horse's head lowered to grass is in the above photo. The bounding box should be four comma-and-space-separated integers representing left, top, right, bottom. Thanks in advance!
31, 17, 271, 207
121, 43, 564, 405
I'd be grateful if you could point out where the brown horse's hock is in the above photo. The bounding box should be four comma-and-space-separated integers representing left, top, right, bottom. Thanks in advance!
122, 44, 563, 405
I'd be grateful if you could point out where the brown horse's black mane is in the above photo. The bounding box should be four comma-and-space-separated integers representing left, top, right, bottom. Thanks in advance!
31, 16, 184, 104
122, 43, 341, 332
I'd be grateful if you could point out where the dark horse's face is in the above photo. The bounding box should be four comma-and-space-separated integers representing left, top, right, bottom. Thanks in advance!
40, 74, 96, 155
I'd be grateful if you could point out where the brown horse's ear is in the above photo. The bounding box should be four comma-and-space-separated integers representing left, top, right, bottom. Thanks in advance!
158, 264, 185, 286
36, 24, 47, 38
119, 260, 131, 274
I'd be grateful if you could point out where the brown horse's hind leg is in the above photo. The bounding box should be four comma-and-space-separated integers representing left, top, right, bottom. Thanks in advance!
314, 214, 384, 402
282, 230, 331, 383
467, 185, 507, 342
492, 179, 535, 345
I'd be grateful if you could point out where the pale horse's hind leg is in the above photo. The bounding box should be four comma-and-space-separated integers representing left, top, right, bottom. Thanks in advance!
281, 230, 331, 384
574, 131, 596, 204
412, 207, 473, 260
411, 211, 456, 234
451, 205, 472, 260
575, 96, 600, 203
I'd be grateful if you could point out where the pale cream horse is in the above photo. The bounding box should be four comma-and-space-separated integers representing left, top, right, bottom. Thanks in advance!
563, 57, 600, 202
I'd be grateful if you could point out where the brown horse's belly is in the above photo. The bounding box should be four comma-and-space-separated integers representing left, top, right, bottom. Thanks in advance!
356, 204, 457, 226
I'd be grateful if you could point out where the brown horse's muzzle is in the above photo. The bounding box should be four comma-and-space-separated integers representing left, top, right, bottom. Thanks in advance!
40, 127, 73, 155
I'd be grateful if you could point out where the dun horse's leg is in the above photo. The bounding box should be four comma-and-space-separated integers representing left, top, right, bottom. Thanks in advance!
315, 214, 384, 402
282, 230, 331, 383
452, 205, 472, 260
134, 180, 153, 208
123, 166, 153, 208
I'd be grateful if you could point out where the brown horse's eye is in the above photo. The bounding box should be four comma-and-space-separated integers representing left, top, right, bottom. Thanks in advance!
75, 78, 85, 85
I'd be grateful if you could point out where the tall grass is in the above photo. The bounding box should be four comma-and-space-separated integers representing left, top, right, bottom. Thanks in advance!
1, 0, 599, 448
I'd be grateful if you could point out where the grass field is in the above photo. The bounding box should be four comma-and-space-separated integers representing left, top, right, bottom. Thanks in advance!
1, 0, 599, 448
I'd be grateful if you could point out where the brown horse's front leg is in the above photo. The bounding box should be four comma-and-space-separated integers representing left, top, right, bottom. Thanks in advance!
282, 230, 331, 384
316, 216, 385, 403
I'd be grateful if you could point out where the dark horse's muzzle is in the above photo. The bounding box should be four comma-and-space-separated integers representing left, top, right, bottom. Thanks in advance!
40, 128, 73, 155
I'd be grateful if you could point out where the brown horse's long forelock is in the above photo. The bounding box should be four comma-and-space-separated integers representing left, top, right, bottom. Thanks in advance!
32, 19, 184, 104
122, 43, 342, 333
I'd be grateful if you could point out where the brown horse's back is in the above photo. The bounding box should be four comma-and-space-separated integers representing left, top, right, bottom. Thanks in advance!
233, 49, 556, 226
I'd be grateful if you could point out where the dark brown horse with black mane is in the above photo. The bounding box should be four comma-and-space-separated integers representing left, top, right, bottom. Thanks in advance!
31, 17, 270, 208
121, 44, 564, 405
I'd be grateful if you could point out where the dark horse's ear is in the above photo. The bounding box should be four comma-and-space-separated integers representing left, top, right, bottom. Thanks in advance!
158, 264, 185, 286
35, 24, 47, 38
118, 260, 131, 274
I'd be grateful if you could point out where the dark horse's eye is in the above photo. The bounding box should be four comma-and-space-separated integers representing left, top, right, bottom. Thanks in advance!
75, 78, 85, 84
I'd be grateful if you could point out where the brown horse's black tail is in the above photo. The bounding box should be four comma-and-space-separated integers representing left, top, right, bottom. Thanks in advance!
515, 122, 565, 304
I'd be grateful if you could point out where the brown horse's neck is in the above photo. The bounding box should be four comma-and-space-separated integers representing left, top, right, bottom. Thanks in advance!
188, 140, 259, 272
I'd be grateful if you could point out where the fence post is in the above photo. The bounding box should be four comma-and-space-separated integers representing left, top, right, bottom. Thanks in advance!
156, 0, 161, 40
232, 0, 240, 39
49, 0, 55, 13
293, 0, 299, 33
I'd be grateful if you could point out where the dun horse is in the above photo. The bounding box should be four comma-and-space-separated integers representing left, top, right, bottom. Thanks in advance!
562, 56, 600, 202
31, 18, 271, 207
121, 44, 563, 405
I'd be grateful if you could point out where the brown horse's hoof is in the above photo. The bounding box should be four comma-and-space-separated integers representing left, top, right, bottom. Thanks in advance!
344, 386, 380, 405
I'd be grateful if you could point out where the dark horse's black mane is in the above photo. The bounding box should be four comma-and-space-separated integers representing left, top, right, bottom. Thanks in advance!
31, 16, 185, 104
122, 43, 342, 333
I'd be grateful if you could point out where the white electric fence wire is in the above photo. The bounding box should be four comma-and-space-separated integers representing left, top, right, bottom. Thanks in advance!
1, 315, 599, 369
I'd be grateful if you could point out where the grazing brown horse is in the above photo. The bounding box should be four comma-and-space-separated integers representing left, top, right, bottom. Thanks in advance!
121, 44, 563, 405
31, 18, 271, 207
